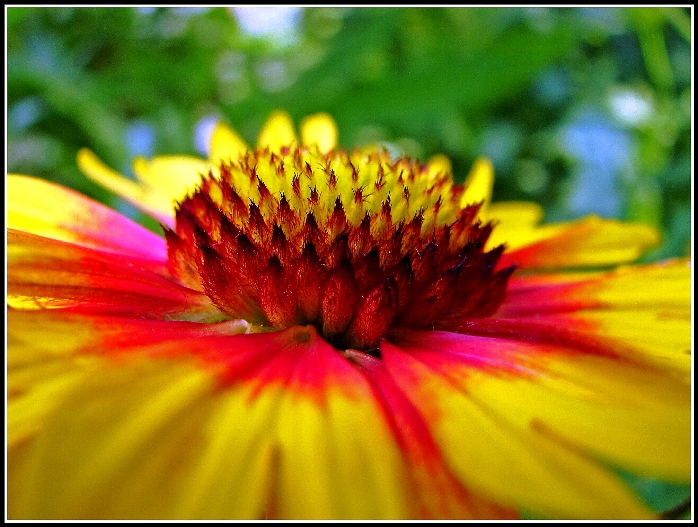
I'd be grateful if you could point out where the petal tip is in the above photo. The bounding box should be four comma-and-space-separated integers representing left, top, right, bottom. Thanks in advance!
300, 112, 339, 153
461, 157, 495, 209
209, 121, 249, 163
257, 110, 298, 150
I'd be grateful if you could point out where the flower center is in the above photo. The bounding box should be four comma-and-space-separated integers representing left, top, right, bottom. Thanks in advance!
166, 145, 514, 351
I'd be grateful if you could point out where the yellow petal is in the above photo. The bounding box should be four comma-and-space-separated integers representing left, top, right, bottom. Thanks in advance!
483, 201, 549, 251
499, 215, 660, 269
383, 337, 661, 519
500, 261, 690, 358
172, 327, 422, 518
256, 110, 297, 151
131, 155, 211, 205
7, 311, 244, 453
8, 356, 104, 448
77, 148, 148, 203
8, 310, 99, 368
484, 201, 544, 226
426, 154, 452, 179
263, 381, 410, 518
7, 310, 246, 373
221, 328, 414, 519
7, 325, 417, 519
8, 357, 216, 519
489, 222, 569, 252
594, 258, 691, 309
574, 309, 691, 381
209, 121, 249, 165
532, 354, 691, 481
76, 148, 175, 226
300, 112, 338, 153
465, 359, 688, 511
460, 157, 494, 211
7, 174, 167, 260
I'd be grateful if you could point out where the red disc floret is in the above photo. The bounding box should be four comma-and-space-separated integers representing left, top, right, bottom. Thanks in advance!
165, 146, 514, 352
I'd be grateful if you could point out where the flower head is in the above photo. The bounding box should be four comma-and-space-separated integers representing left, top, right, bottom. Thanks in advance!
167, 144, 513, 351
7, 110, 691, 519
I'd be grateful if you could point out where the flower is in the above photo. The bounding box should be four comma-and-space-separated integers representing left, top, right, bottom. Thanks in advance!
7, 110, 690, 519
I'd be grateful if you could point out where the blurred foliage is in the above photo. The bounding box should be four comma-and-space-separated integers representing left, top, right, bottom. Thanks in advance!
4, 6, 693, 518
6, 7, 691, 259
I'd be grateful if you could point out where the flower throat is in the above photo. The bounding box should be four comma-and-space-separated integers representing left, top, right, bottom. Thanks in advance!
165, 145, 514, 352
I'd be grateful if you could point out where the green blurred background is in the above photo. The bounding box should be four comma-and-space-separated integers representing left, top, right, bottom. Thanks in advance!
7, 7, 692, 261
4, 6, 693, 518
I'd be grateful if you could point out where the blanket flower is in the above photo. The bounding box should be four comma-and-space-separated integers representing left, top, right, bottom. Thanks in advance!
7, 110, 691, 519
